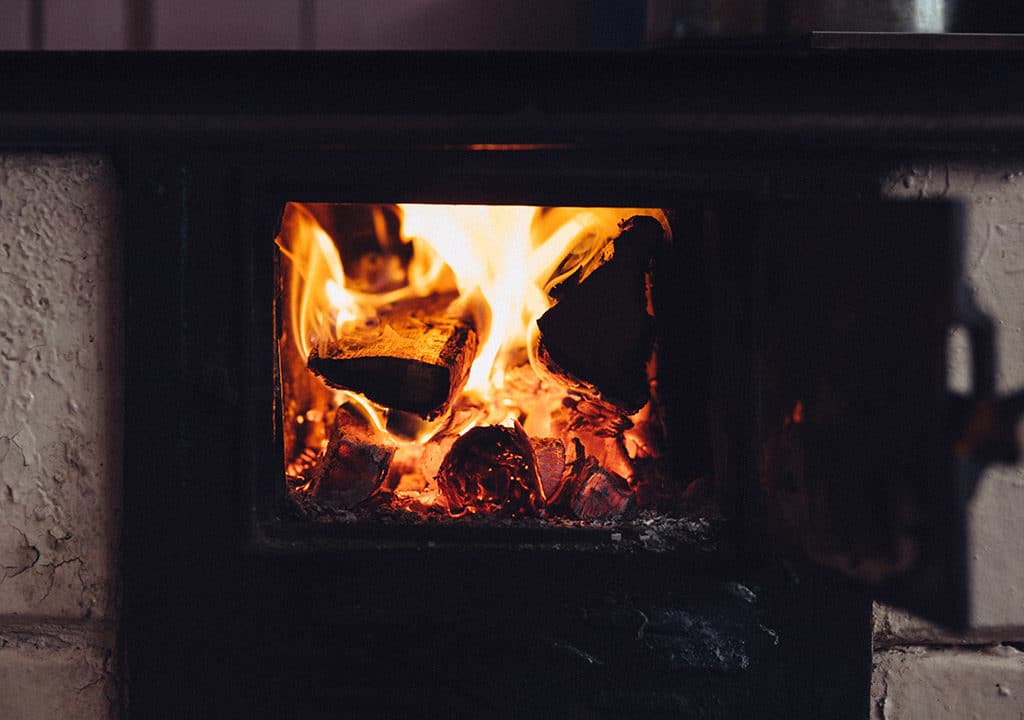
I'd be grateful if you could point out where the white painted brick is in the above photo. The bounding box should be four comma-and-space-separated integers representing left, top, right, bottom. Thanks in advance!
874, 604, 1024, 648
0, 155, 122, 621
0, 630, 115, 720
872, 645, 1024, 720
885, 164, 1024, 628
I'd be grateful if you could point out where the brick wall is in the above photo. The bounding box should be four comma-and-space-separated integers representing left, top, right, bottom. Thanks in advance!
0, 155, 122, 719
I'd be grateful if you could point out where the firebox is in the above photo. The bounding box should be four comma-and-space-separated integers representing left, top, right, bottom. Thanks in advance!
2, 50, 1008, 718
276, 203, 677, 526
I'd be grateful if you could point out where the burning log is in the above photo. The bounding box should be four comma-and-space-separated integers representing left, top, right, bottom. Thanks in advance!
303, 203, 410, 293
569, 458, 636, 521
531, 437, 566, 503
536, 215, 662, 413
384, 434, 456, 494
307, 293, 478, 419
308, 405, 397, 508
436, 424, 541, 516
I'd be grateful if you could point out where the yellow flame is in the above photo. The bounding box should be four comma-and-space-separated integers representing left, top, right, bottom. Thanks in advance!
277, 202, 670, 439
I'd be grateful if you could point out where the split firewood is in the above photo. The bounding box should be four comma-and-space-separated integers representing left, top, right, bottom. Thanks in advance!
569, 457, 636, 521
536, 215, 662, 413
436, 423, 541, 516
308, 405, 397, 508
307, 292, 478, 419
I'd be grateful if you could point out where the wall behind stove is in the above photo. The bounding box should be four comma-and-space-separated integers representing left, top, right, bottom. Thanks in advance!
0, 0, 592, 50
0, 155, 121, 718
871, 164, 1024, 719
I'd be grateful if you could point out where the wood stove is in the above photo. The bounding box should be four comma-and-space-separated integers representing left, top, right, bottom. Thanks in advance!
2, 48, 1020, 718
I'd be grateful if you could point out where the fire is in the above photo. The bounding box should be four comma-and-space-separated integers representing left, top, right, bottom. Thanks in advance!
278, 203, 668, 415
277, 202, 672, 518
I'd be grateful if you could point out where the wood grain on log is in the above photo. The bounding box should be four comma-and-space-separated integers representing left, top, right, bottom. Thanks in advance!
569, 458, 635, 521
532, 437, 566, 503
309, 405, 397, 508
436, 424, 540, 516
307, 293, 478, 419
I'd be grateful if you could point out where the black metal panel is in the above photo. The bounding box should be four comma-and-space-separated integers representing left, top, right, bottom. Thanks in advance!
0, 48, 1017, 116
121, 148, 192, 716
2, 50, 1024, 151
121, 142, 874, 717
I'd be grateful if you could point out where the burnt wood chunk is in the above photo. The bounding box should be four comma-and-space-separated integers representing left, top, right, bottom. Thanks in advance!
309, 405, 397, 508
532, 437, 567, 503
569, 458, 635, 521
536, 215, 662, 412
307, 293, 478, 419
436, 424, 540, 516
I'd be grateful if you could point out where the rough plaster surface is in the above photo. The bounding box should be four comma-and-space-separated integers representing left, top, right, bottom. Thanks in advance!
872, 645, 1024, 720
0, 624, 115, 719
874, 603, 1024, 648
884, 164, 1024, 629
0, 155, 122, 621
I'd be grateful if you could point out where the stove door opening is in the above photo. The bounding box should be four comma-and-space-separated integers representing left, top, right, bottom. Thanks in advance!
274, 202, 711, 527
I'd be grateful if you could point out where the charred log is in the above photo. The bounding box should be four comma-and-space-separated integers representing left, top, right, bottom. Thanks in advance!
307, 293, 478, 419
308, 405, 397, 508
536, 215, 662, 413
532, 437, 566, 503
569, 458, 636, 521
436, 424, 541, 516
552, 395, 636, 481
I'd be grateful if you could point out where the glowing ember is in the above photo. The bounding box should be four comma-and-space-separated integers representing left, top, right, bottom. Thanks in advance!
277, 202, 676, 520
785, 401, 805, 426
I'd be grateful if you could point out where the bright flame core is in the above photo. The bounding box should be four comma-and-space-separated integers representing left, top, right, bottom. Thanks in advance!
277, 203, 670, 442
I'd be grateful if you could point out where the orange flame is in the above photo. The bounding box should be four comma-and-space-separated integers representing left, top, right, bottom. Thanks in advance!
277, 203, 670, 447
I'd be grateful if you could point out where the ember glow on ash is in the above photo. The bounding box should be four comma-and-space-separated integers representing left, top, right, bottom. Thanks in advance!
785, 401, 804, 426
277, 202, 683, 521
